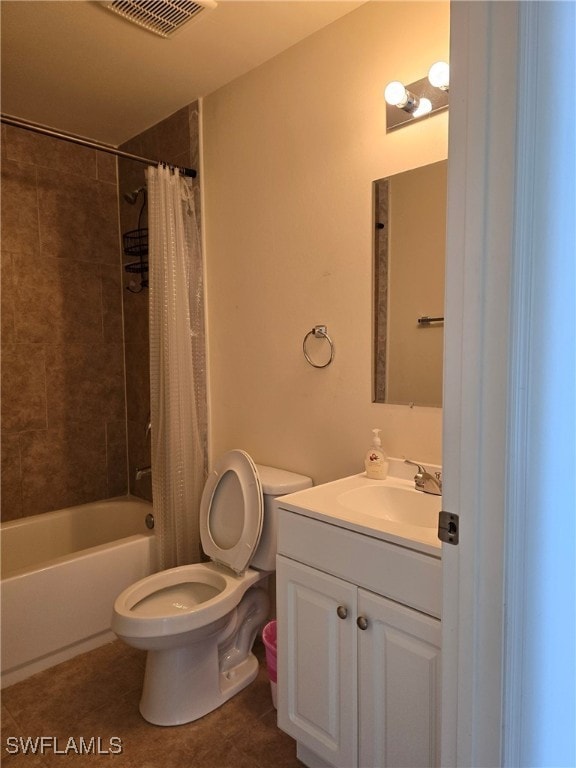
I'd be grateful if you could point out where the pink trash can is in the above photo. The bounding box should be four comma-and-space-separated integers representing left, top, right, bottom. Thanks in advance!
262, 620, 277, 708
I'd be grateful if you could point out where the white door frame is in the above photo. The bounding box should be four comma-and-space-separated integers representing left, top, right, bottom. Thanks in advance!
441, 3, 519, 765
442, 2, 575, 766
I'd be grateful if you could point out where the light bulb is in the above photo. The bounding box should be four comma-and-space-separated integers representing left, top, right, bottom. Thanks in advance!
384, 81, 408, 107
413, 98, 432, 118
428, 61, 450, 90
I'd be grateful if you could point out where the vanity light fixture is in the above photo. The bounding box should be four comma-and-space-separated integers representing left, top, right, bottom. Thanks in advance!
384, 61, 449, 132
384, 81, 419, 113
428, 61, 450, 91
412, 98, 433, 118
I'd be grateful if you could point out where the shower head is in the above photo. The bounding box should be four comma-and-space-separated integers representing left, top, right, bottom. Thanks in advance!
123, 186, 146, 205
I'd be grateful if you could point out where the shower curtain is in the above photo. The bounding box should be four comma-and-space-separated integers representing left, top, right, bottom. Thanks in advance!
147, 164, 206, 569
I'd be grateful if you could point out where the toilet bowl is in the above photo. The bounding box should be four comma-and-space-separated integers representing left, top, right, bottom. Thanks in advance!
112, 449, 312, 726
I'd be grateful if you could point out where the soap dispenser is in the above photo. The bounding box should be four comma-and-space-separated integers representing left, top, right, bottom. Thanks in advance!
364, 428, 389, 480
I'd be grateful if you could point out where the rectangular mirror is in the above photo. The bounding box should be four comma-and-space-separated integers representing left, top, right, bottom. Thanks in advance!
373, 160, 447, 407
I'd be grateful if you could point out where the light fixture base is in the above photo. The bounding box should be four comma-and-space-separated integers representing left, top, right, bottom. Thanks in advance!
386, 76, 449, 133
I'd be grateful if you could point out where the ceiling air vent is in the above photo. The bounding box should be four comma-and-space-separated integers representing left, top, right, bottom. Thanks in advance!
105, 0, 217, 39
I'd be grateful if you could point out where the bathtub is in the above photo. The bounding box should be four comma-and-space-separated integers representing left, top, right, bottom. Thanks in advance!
1, 496, 156, 688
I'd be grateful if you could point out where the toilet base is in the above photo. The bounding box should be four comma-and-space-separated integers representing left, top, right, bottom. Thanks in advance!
125, 578, 271, 726
139, 642, 260, 726
219, 652, 260, 704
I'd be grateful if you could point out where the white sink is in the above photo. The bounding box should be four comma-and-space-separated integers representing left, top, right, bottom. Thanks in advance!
276, 467, 443, 554
337, 484, 440, 528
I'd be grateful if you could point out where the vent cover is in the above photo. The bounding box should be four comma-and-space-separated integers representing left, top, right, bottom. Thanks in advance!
106, 0, 216, 38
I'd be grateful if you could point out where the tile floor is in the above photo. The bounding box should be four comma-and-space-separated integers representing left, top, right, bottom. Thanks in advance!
1, 640, 303, 768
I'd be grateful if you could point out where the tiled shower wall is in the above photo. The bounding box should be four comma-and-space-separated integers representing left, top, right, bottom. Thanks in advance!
1, 104, 205, 520
1, 125, 127, 521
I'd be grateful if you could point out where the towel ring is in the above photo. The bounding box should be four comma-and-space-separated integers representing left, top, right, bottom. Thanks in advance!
303, 325, 335, 368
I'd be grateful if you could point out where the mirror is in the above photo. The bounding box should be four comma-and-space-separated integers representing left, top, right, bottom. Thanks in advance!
373, 160, 447, 407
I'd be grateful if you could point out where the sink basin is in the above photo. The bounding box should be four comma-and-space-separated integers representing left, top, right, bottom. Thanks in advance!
337, 484, 440, 528
277, 468, 443, 553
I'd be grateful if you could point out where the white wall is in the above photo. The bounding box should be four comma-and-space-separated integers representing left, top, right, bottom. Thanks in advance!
202, 1, 449, 485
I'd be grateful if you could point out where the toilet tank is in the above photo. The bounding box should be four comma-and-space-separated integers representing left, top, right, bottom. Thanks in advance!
252, 464, 313, 571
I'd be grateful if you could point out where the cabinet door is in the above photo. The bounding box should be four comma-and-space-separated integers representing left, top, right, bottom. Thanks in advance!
358, 589, 441, 768
277, 555, 358, 768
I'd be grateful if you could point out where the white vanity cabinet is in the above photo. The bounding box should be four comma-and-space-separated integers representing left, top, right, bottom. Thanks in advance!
276, 506, 442, 768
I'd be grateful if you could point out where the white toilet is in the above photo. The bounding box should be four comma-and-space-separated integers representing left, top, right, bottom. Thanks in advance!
112, 449, 312, 726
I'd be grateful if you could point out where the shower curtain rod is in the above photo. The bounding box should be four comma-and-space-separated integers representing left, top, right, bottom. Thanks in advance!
0, 114, 197, 178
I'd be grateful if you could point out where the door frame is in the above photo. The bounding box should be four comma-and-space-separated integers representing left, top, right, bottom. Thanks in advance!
442, 2, 576, 766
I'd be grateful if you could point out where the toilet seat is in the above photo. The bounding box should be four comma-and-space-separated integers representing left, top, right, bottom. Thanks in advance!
112, 562, 262, 639
199, 450, 264, 574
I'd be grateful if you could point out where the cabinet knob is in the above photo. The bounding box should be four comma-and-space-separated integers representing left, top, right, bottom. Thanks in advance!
357, 616, 369, 631
336, 605, 348, 620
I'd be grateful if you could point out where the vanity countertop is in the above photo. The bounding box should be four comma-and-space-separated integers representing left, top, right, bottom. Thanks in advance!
276, 471, 442, 558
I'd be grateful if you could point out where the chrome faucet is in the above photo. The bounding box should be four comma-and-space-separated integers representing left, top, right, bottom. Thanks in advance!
404, 459, 442, 496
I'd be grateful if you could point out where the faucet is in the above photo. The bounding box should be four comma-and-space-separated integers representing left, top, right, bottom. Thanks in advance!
404, 459, 442, 496
135, 465, 151, 481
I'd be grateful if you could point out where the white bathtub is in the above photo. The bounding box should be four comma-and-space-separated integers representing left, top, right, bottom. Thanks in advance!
1, 496, 156, 688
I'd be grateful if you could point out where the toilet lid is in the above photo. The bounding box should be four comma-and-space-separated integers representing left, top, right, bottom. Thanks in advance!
199, 450, 264, 574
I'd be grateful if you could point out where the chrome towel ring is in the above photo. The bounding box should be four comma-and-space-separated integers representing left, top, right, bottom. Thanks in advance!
303, 325, 335, 368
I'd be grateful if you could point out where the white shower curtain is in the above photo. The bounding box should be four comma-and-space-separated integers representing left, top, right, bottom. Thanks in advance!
147, 164, 206, 569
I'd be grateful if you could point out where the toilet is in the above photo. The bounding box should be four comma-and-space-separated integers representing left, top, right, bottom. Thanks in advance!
112, 449, 312, 726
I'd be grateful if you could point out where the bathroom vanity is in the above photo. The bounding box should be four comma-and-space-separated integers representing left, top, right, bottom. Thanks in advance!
275, 467, 442, 768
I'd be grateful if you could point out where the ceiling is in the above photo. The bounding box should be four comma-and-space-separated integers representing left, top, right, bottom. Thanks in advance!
1, 0, 365, 146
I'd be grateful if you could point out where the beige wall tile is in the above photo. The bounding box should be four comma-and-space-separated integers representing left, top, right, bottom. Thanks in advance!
37, 167, 119, 263
12, 254, 103, 344
1, 252, 16, 343
1, 433, 23, 521
122, 288, 148, 345
106, 420, 128, 497
97, 152, 118, 184
188, 102, 200, 170
45, 342, 125, 426
20, 424, 108, 515
0, 160, 39, 255
124, 336, 150, 427
139, 106, 191, 166
3, 126, 98, 178
1, 125, 128, 517
1, 344, 47, 433
1, 124, 8, 161
101, 263, 124, 343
